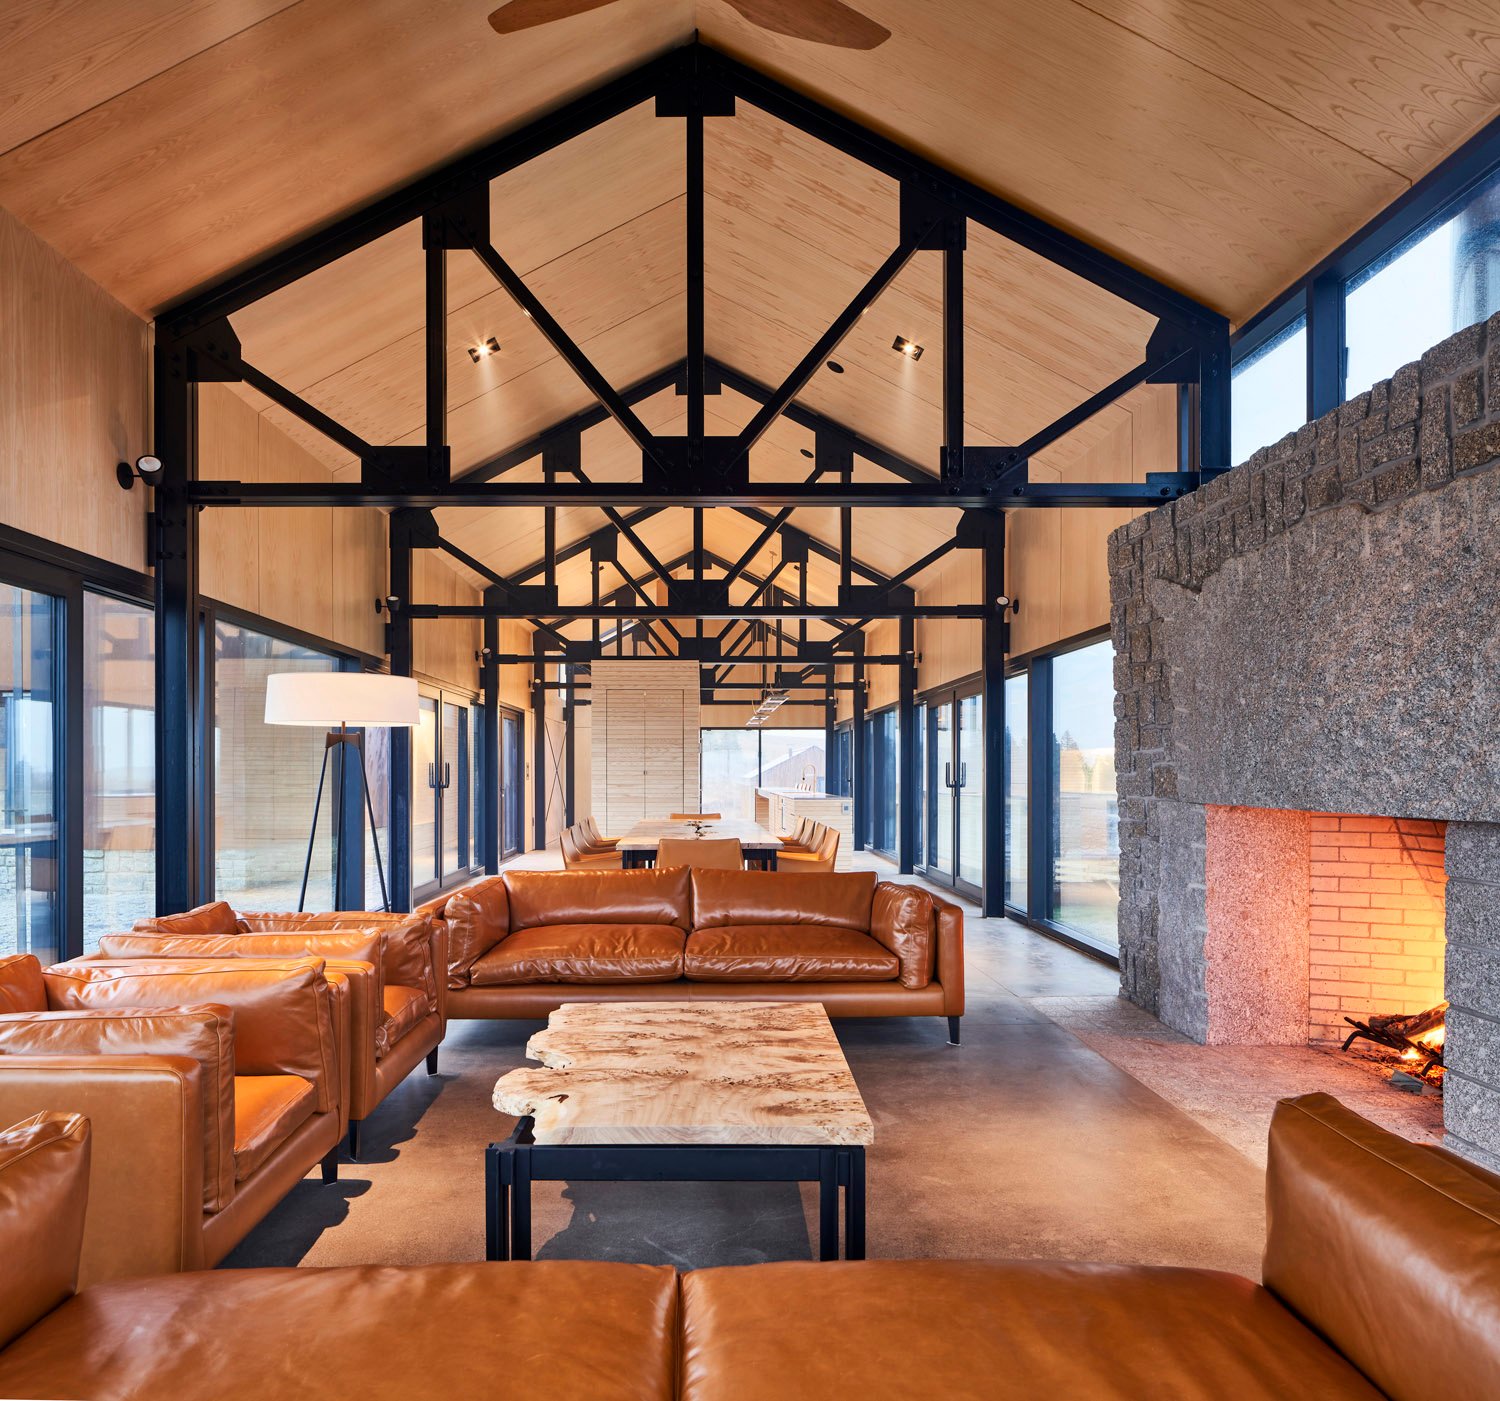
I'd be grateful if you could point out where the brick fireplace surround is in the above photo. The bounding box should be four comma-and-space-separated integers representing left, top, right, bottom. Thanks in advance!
1109, 318, 1500, 1169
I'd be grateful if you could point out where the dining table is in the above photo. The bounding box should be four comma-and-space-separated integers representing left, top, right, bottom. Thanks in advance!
615, 818, 781, 870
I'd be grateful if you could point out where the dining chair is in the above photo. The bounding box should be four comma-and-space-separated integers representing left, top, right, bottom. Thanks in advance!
582, 816, 618, 848
777, 824, 839, 874
561, 824, 622, 870
656, 837, 743, 870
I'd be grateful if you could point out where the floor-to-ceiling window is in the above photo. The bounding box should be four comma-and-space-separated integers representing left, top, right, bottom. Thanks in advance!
0, 581, 60, 963
700, 727, 827, 820
83, 593, 154, 949
918, 682, 982, 903
860, 708, 897, 856
1003, 672, 1028, 911
213, 621, 339, 910
411, 685, 482, 903
1231, 315, 1307, 463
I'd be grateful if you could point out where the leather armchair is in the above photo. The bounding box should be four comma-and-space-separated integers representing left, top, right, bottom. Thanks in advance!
0, 952, 348, 1284
121, 906, 447, 1158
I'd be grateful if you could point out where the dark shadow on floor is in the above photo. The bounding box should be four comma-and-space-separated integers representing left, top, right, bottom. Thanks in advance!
535, 1180, 813, 1267
219, 1178, 373, 1267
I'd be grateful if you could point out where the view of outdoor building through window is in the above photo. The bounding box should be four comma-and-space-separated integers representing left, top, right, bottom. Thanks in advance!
214, 622, 339, 910
1231, 316, 1306, 464
1050, 640, 1119, 947
1345, 172, 1500, 397
0, 583, 59, 963
83, 593, 155, 951
700, 728, 826, 819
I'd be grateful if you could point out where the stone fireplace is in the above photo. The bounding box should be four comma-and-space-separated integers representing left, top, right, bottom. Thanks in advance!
1109, 317, 1500, 1168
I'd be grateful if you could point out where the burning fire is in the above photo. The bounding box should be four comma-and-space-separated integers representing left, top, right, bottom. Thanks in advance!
1342, 1004, 1447, 1083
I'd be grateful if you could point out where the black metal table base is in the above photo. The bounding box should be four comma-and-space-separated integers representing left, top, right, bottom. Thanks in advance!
486, 1117, 866, 1262
621, 849, 778, 870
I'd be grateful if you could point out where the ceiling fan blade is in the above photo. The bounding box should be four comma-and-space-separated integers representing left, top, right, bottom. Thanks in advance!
488, 0, 622, 35
721, 0, 891, 50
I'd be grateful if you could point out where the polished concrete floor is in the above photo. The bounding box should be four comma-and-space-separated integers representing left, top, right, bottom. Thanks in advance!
227, 853, 1285, 1279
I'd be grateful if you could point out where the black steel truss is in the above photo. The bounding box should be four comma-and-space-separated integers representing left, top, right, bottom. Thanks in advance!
148, 36, 1230, 914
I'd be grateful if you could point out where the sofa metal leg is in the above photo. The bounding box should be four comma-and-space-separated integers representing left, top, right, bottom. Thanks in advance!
321, 1148, 340, 1184
347, 1119, 362, 1160
426, 1047, 440, 1076
947, 1016, 961, 1046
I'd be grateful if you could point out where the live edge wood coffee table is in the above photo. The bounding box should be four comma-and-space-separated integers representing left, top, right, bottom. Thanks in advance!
488, 1001, 873, 1261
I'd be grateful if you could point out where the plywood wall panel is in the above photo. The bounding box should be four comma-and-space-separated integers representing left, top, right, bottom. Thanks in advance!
0, 207, 150, 571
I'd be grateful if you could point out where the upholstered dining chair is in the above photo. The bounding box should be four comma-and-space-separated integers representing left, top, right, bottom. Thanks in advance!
560, 824, 622, 870
670, 813, 722, 822
581, 816, 618, 848
779, 816, 812, 847
777, 824, 839, 874
656, 838, 743, 870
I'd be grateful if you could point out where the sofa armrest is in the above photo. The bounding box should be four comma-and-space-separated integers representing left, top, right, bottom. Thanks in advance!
0, 1055, 205, 1284
321, 971, 353, 1137
0, 1007, 235, 1214
870, 883, 938, 990
440, 877, 510, 988
929, 893, 965, 1015
429, 922, 449, 1026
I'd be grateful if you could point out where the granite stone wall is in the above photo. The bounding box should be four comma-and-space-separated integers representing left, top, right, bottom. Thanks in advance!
1108, 317, 1500, 1164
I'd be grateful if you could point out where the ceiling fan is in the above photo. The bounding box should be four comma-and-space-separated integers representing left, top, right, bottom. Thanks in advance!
488, 0, 891, 51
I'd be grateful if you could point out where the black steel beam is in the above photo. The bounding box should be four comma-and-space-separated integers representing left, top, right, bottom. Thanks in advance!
187, 479, 1199, 508
728, 236, 927, 469
158, 50, 684, 337
152, 345, 199, 914
472, 241, 664, 468
408, 602, 984, 621
887, 538, 960, 591
239, 362, 373, 459
979, 509, 1006, 917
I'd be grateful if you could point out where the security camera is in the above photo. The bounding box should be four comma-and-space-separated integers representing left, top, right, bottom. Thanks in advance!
115, 456, 164, 490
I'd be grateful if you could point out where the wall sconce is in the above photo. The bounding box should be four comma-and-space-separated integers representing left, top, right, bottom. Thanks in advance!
116, 456, 164, 490
374, 595, 401, 616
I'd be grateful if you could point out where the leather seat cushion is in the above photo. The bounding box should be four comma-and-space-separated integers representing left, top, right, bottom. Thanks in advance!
379, 984, 429, 1059
233, 1075, 316, 1181
470, 925, 686, 985
0, 1261, 679, 1400
678, 1261, 1386, 1401
684, 926, 899, 982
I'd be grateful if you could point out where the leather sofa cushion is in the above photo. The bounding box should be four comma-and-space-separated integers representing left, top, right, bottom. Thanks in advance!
0, 1006, 237, 1214
437, 877, 510, 987
0, 955, 46, 1014
679, 1260, 1385, 1401
505, 868, 692, 933
380, 985, 428, 1057
869, 883, 936, 988
233, 1076, 316, 1181
691, 869, 877, 931
470, 925, 685, 985
0, 1112, 90, 1351
1263, 1093, 1500, 1401
0, 1260, 679, 1400
44, 958, 339, 1114
237, 913, 436, 1013
684, 927, 899, 982
136, 901, 239, 937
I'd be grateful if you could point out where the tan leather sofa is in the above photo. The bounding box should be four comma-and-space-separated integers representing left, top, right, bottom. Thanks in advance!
0, 1094, 1495, 1398
122, 901, 446, 1157
419, 867, 964, 1041
0, 952, 348, 1285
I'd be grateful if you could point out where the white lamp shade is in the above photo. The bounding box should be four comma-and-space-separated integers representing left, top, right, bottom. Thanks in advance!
264, 672, 421, 728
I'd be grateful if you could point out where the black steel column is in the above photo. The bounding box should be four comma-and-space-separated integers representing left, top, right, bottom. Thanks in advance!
1027, 659, 1052, 925
1197, 321, 1232, 472
531, 635, 547, 851
387, 512, 416, 911
851, 637, 867, 852
563, 667, 575, 827
335, 727, 364, 911
481, 589, 500, 873
897, 616, 918, 874
823, 669, 838, 794
980, 509, 1006, 916
152, 342, 199, 914
942, 243, 964, 469
1307, 271, 1344, 423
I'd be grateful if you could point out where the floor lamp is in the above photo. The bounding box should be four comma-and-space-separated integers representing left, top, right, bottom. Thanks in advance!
265, 672, 420, 911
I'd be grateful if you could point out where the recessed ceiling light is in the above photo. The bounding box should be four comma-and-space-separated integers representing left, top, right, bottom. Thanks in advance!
468, 336, 501, 362
892, 336, 923, 360
826, 360, 845, 374
799, 448, 814, 459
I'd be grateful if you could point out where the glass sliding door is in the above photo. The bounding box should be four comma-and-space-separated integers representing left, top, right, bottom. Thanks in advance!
920, 684, 982, 901
83, 593, 155, 950
501, 709, 523, 858
440, 700, 463, 876
1049, 639, 1120, 949
1003, 672, 1028, 912
213, 621, 339, 910
412, 687, 482, 901
0, 582, 61, 964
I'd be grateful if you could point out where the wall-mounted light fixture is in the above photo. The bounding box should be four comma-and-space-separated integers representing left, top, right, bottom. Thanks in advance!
892, 336, 923, 360
467, 336, 501, 362
374, 595, 401, 616
115, 456, 164, 490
